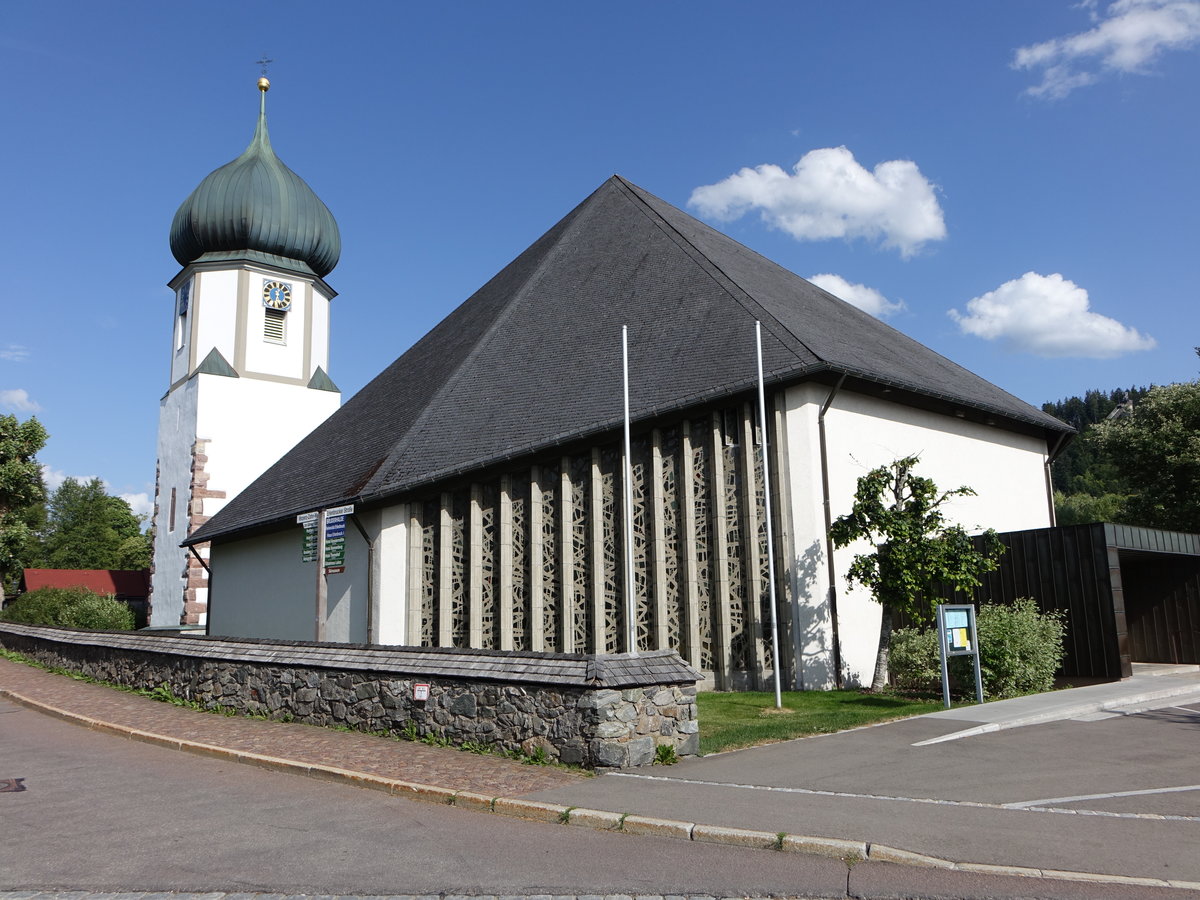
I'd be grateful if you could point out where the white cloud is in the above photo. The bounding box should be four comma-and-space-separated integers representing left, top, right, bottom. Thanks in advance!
120, 492, 154, 519
1, 388, 41, 412
688, 146, 947, 258
41, 466, 153, 519
1014, 0, 1200, 99
808, 273, 905, 319
0, 344, 30, 362
42, 466, 88, 492
948, 271, 1156, 358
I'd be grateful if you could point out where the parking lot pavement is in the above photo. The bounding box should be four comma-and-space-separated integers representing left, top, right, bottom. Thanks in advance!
5, 655, 1200, 894
528, 697, 1200, 884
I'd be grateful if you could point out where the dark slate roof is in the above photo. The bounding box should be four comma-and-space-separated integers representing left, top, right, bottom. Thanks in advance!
188, 175, 1071, 544
170, 87, 341, 278
0, 623, 700, 688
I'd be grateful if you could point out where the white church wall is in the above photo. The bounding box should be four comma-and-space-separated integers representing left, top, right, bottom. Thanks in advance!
192, 375, 339, 523
782, 384, 1053, 688
244, 273, 308, 379
192, 269, 239, 368
324, 513, 370, 643
375, 504, 410, 645
309, 286, 331, 375
149, 379, 199, 628
208, 516, 371, 643
208, 528, 319, 641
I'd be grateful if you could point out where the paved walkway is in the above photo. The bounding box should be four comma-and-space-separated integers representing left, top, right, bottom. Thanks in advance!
4, 656, 1200, 896
0, 657, 583, 797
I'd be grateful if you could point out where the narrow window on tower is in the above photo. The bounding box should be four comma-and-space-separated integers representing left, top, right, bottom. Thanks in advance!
169, 487, 177, 533
175, 281, 191, 352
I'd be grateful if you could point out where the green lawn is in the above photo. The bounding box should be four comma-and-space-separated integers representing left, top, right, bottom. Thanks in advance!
697, 690, 944, 755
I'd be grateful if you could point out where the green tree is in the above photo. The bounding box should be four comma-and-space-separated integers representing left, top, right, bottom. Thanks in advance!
37, 477, 150, 570
0, 415, 48, 602
1090, 381, 1200, 532
830, 456, 1003, 692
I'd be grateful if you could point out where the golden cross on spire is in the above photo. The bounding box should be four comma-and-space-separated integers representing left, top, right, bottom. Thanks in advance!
256, 55, 274, 92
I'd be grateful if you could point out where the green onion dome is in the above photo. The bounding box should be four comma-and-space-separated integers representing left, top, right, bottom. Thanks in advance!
170, 81, 341, 278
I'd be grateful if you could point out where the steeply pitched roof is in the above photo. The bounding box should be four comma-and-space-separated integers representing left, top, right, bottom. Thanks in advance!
189, 176, 1070, 544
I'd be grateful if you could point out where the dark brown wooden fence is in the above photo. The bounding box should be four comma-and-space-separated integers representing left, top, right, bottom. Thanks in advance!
928, 523, 1200, 682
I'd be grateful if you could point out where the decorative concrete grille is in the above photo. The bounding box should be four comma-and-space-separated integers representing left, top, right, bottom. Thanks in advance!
420, 499, 438, 646
570, 455, 590, 654
449, 491, 468, 648
753, 432, 774, 670
479, 483, 497, 650
510, 480, 529, 651
690, 424, 715, 673
409, 404, 774, 686
660, 427, 684, 656
630, 436, 651, 652
724, 437, 749, 673
538, 467, 560, 650
600, 447, 621, 654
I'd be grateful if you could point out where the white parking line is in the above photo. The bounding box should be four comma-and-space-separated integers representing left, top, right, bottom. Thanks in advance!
1003, 783, 1200, 809
609, 772, 1200, 823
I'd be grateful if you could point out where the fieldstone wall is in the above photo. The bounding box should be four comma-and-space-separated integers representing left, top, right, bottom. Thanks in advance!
0, 623, 700, 768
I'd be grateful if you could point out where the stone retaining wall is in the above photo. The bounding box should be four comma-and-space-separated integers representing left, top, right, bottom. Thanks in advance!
0, 623, 701, 768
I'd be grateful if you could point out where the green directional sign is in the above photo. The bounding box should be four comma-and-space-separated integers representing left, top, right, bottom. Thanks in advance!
324, 514, 347, 568
299, 512, 319, 563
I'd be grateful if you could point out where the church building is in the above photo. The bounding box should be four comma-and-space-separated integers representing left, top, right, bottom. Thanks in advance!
176, 86, 1072, 689
148, 77, 342, 628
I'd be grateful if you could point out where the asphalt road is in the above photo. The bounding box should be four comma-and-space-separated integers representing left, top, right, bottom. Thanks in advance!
2, 697, 1197, 900
532, 699, 1200, 884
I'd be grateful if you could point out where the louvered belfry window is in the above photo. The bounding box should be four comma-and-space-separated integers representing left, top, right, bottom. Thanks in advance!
264, 307, 287, 343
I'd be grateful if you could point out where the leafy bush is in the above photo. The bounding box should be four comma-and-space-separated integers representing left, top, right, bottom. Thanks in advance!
888, 598, 1066, 700
887, 627, 940, 693
0, 586, 135, 630
975, 598, 1066, 699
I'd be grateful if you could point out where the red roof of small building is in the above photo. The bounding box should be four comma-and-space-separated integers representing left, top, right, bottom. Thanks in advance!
20, 569, 150, 599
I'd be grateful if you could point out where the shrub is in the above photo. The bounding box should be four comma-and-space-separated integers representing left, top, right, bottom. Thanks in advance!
0, 586, 135, 631
975, 598, 1066, 699
887, 627, 940, 693
888, 598, 1066, 700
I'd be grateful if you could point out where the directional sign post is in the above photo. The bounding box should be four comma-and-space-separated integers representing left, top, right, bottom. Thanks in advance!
298, 511, 319, 563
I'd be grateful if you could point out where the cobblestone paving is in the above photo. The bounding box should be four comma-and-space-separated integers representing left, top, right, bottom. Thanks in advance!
0, 658, 584, 796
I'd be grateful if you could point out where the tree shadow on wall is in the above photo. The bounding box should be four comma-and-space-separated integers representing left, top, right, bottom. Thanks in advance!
791, 539, 854, 690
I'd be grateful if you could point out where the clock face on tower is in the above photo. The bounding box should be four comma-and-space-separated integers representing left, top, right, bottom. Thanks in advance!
262, 280, 293, 310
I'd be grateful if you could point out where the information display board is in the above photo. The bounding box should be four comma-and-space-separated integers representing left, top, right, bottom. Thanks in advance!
936, 603, 984, 708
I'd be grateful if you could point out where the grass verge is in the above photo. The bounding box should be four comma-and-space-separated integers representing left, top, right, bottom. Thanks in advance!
698, 689, 943, 754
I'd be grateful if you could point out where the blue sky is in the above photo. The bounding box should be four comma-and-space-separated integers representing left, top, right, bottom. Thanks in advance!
2, 1, 1197, 517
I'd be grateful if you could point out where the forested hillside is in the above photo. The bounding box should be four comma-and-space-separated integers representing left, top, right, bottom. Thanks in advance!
1043, 357, 1199, 531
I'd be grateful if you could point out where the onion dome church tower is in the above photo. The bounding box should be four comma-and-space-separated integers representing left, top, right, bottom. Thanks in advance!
149, 77, 342, 628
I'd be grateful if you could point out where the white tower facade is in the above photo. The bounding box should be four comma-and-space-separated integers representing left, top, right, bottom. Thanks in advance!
149, 79, 342, 628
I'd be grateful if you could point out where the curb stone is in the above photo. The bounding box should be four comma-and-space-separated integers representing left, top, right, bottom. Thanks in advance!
620, 814, 694, 839
493, 797, 569, 823
780, 835, 866, 859
565, 807, 624, 830
867, 844, 955, 868
7, 686, 1200, 892
691, 824, 779, 850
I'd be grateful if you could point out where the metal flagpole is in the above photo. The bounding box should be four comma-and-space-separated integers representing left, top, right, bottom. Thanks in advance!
756, 321, 783, 708
622, 325, 638, 655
